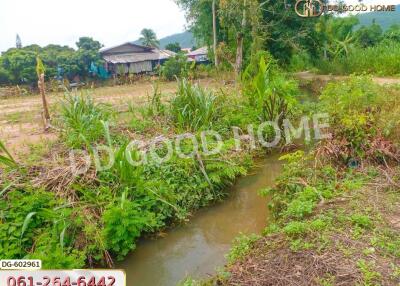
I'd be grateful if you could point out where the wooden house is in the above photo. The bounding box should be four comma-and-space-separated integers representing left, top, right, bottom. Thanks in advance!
101, 43, 175, 75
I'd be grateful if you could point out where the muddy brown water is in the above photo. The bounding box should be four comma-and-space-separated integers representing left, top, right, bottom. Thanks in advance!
118, 154, 283, 286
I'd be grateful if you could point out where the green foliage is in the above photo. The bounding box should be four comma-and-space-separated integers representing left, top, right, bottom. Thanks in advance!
319, 76, 398, 162
170, 78, 220, 131
102, 199, 156, 260
139, 28, 160, 48
165, 42, 182, 53
0, 38, 103, 85
0, 187, 83, 268
351, 214, 373, 229
60, 93, 112, 148
354, 21, 383, 48
283, 221, 308, 237
161, 54, 190, 80
242, 57, 299, 125
226, 233, 260, 264
317, 40, 400, 76
36, 56, 45, 77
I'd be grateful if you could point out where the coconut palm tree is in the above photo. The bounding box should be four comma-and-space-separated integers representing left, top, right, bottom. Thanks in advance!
139, 28, 160, 48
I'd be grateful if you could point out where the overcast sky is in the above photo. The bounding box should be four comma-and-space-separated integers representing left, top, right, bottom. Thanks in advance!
0, 0, 398, 53
0, 0, 187, 53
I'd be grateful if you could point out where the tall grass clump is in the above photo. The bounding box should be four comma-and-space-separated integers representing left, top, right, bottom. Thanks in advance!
60, 93, 112, 148
170, 78, 220, 131
316, 40, 400, 76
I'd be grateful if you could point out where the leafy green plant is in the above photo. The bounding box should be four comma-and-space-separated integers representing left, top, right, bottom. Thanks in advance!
226, 233, 260, 264
161, 54, 190, 81
102, 199, 156, 260
60, 93, 112, 148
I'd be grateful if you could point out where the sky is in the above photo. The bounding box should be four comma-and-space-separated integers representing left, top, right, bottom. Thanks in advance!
0, 0, 399, 53
0, 0, 187, 53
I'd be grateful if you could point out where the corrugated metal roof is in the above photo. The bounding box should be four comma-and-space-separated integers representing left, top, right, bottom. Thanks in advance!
188, 46, 208, 56
100, 42, 152, 54
103, 49, 176, 64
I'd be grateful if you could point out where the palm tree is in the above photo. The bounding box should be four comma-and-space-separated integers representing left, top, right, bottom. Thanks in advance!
139, 28, 160, 48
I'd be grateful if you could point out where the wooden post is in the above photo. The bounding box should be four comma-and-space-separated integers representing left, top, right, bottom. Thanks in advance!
38, 73, 50, 130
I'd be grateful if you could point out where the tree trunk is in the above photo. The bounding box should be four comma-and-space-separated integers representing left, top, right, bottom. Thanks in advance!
38, 73, 50, 130
235, 33, 244, 74
234, 0, 247, 75
212, 0, 219, 67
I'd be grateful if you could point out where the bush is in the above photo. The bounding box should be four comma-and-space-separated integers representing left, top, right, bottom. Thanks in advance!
161, 54, 190, 81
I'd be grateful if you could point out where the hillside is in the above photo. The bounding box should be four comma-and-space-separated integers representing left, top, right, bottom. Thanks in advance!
134, 31, 196, 49
356, 4, 400, 30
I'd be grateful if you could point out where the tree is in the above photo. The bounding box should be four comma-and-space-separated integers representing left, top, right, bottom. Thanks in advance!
75, 37, 104, 78
16, 34, 22, 49
355, 20, 383, 48
316, 16, 359, 59
139, 29, 160, 48
165, 42, 182, 53
384, 24, 400, 42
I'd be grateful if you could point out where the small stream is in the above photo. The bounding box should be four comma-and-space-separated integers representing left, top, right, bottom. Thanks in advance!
119, 154, 283, 286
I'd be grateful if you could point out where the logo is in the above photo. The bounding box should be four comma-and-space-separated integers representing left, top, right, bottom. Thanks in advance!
295, 0, 324, 17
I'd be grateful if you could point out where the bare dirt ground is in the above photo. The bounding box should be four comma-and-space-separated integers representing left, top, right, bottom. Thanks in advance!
0, 78, 226, 156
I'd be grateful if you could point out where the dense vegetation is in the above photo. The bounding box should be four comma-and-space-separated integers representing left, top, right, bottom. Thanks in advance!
0, 52, 304, 268
0, 37, 103, 85
183, 76, 400, 286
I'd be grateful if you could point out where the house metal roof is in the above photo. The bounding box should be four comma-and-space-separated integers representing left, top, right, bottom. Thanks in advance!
102, 49, 176, 64
188, 46, 208, 56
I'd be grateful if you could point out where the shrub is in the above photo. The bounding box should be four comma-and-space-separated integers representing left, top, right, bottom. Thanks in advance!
161, 54, 190, 81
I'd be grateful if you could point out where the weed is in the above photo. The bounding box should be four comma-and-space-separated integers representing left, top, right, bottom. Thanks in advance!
357, 259, 382, 285
283, 221, 308, 237
226, 233, 260, 264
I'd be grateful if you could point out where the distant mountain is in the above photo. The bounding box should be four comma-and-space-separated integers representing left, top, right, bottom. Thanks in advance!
356, 4, 400, 30
134, 31, 196, 49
